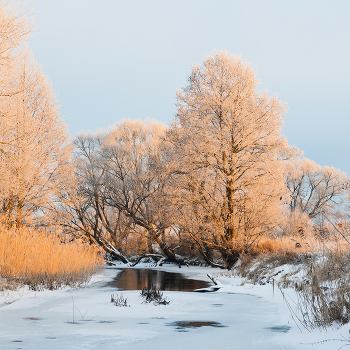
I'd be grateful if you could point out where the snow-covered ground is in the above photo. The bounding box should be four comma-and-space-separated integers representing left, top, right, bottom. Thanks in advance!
1, 265, 349, 350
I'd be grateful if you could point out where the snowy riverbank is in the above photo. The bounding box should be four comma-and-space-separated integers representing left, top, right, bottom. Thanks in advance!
1, 265, 349, 350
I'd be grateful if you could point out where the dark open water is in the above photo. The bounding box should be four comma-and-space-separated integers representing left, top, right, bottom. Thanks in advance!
109, 268, 211, 292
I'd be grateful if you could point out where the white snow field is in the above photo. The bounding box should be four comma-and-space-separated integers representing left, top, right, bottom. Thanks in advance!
1, 265, 349, 350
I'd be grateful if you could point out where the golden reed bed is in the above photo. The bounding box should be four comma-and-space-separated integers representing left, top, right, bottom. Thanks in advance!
0, 223, 103, 290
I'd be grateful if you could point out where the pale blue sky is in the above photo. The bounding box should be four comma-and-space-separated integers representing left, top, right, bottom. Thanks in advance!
29, 0, 350, 174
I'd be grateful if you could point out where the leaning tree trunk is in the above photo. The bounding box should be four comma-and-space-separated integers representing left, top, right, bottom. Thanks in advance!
145, 224, 190, 266
188, 231, 226, 269
77, 220, 130, 264
220, 246, 240, 269
148, 224, 177, 261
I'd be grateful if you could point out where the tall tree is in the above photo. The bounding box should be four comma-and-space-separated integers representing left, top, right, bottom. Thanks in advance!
0, 51, 71, 226
167, 51, 295, 268
0, 1, 31, 57
0, 2, 70, 226
0, 0, 33, 155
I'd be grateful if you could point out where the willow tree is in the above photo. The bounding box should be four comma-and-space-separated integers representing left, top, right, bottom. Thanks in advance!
167, 51, 295, 268
63, 120, 181, 264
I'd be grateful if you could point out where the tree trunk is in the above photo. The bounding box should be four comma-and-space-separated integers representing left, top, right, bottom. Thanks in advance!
221, 248, 240, 269
148, 224, 177, 262
225, 178, 235, 241
96, 236, 129, 264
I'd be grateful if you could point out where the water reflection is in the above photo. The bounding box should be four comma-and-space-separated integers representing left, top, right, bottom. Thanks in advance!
110, 268, 211, 292
167, 321, 226, 329
264, 325, 291, 333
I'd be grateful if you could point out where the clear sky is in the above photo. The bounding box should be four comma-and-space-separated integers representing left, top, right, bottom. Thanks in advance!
29, 0, 350, 174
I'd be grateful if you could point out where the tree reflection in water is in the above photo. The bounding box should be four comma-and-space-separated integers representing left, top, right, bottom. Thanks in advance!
110, 269, 211, 292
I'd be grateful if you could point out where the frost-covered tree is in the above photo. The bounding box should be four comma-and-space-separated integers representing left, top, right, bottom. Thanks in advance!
0, 0, 32, 154
64, 120, 181, 264
101, 120, 179, 261
58, 131, 134, 263
166, 51, 296, 268
0, 1, 31, 60
285, 158, 348, 223
0, 2, 70, 227
0, 51, 71, 226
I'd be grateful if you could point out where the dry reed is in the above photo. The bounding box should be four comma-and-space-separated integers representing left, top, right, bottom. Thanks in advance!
0, 224, 103, 290
231, 233, 350, 329
295, 251, 350, 329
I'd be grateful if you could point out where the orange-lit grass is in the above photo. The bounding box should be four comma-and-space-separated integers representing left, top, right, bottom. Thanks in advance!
235, 236, 350, 328
0, 225, 103, 290
231, 234, 350, 284
246, 234, 349, 257
250, 237, 304, 256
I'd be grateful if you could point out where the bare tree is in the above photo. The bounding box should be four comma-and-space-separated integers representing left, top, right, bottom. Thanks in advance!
285, 158, 348, 225
166, 51, 296, 268
56, 132, 131, 263
62, 120, 182, 264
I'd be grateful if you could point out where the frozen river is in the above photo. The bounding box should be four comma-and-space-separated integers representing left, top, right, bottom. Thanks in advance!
0, 266, 343, 350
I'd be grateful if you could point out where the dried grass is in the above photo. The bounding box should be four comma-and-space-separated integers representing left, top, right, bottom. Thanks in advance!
231, 233, 350, 329
0, 224, 103, 290
111, 293, 129, 307
140, 286, 170, 305
0, 276, 21, 291
295, 251, 350, 329
231, 236, 315, 281
237, 233, 349, 271
248, 234, 348, 256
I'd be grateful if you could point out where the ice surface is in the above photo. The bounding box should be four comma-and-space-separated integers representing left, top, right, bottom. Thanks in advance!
1, 265, 349, 350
